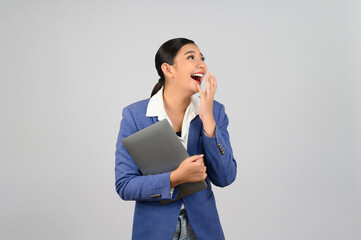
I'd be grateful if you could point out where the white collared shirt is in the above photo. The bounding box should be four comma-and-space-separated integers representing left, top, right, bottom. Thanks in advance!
146, 87, 200, 150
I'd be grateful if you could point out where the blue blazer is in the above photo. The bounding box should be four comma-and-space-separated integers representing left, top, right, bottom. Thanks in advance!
115, 98, 237, 240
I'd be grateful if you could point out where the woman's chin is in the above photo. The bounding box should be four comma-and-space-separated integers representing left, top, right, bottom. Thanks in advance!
190, 85, 199, 94
194, 82, 202, 93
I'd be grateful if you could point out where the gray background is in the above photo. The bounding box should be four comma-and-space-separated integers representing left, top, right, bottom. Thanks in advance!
1, 0, 360, 239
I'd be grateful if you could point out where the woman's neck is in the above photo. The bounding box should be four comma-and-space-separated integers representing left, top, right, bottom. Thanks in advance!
162, 85, 191, 114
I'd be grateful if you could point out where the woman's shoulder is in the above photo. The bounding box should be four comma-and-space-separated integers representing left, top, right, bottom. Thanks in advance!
120, 98, 155, 129
213, 99, 223, 107
124, 98, 150, 112
213, 99, 225, 112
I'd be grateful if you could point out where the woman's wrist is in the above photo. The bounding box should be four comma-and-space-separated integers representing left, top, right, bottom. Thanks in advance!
170, 169, 184, 188
202, 118, 216, 137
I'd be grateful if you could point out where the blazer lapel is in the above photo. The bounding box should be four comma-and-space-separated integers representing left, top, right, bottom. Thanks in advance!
187, 116, 202, 156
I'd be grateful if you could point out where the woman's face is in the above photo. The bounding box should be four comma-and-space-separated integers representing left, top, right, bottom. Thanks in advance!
168, 43, 208, 94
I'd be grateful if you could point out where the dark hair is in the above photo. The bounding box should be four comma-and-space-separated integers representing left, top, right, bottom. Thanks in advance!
151, 38, 195, 97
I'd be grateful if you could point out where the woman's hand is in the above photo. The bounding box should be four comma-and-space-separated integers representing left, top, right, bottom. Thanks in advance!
170, 154, 207, 188
197, 73, 217, 137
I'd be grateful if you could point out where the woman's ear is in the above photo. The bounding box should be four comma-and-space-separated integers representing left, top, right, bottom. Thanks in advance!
161, 63, 173, 79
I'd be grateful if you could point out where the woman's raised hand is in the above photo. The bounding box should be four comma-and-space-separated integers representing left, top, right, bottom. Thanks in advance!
170, 154, 207, 188
197, 73, 217, 137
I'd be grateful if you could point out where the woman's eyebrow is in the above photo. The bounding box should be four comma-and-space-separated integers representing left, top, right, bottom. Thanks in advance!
184, 50, 196, 55
184, 50, 204, 57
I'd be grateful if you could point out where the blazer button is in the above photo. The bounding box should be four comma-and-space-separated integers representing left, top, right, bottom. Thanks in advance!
221, 150, 225, 155
149, 194, 162, 198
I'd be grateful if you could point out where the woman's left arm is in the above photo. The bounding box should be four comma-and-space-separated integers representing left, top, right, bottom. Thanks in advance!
202, 103, 237, 187
197, 73, 237, 187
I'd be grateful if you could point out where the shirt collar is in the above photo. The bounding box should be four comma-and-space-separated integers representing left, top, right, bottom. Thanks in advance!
146, 87, 200, 119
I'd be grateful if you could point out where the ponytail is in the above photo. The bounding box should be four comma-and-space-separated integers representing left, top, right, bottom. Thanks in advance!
151, 77, 165, 97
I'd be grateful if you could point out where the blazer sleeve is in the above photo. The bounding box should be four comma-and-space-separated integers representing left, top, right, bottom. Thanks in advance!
202, 103, 237, 187
114, 107, 179, 201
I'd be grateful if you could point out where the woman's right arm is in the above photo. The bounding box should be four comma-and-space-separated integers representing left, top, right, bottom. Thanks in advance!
115, 107, 178, 201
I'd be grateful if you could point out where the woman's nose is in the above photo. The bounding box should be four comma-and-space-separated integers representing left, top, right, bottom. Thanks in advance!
197, 59, 207, 69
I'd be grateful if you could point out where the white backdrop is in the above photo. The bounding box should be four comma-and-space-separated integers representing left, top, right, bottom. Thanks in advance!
1, 0, 360, 239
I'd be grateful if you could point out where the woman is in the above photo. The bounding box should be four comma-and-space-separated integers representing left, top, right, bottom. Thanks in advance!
115, 38, 237, 240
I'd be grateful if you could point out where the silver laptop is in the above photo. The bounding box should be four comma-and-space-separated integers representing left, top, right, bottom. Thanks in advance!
121, 119, 207, 204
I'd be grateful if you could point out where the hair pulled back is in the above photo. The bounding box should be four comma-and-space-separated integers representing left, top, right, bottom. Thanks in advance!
151, 38, 195, 97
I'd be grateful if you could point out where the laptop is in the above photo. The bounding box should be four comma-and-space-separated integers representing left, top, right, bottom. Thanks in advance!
121, 119, 207, 204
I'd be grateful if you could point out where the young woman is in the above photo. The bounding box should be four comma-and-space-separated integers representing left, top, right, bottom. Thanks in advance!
115, 38, 237, 240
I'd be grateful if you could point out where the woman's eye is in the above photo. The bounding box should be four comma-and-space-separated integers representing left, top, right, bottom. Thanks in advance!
187, 55, 205, 61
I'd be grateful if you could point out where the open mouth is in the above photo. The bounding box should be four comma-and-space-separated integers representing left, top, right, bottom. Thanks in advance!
191, 73, 204, 82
